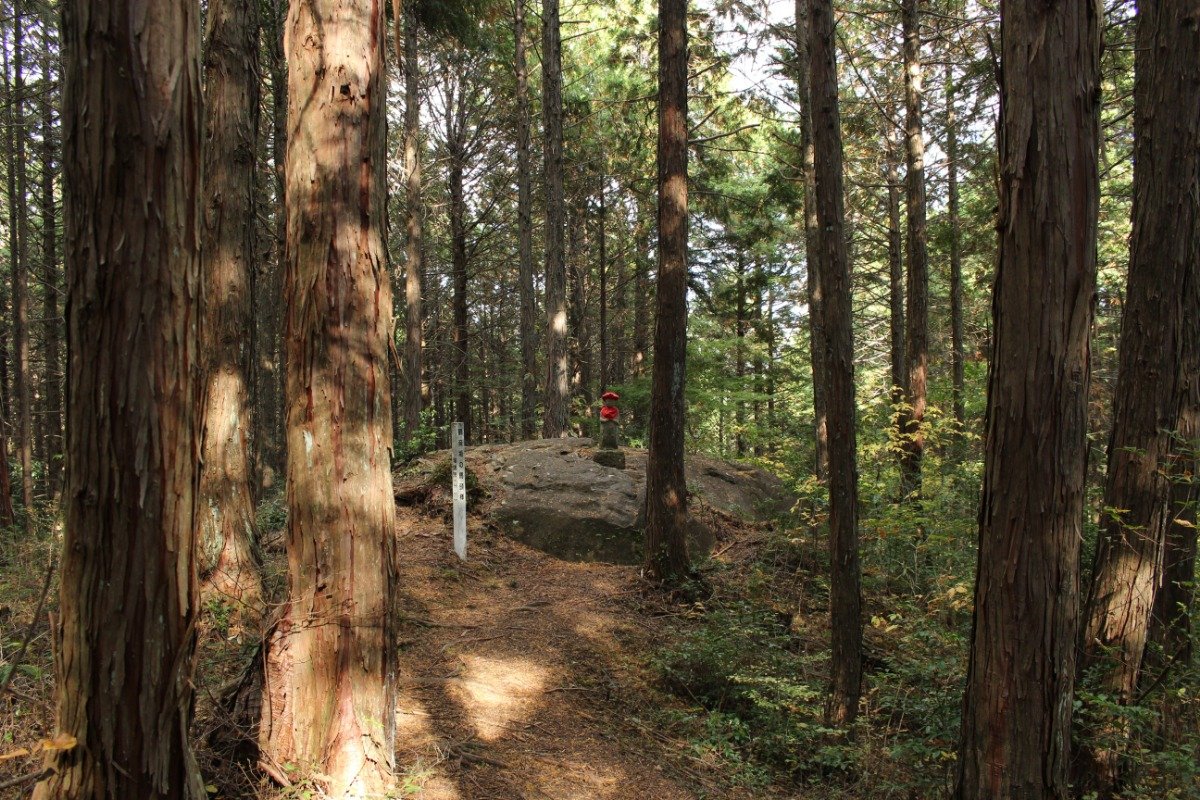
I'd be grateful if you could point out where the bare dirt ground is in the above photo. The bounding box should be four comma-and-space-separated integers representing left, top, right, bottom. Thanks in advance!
386, 503, 758, 800
0, 457, 786, 800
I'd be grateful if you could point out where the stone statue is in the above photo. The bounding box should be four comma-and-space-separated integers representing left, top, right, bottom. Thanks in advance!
593, 391, 626, 469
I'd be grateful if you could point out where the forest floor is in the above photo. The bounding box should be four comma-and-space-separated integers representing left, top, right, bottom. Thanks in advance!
0, 445, 973, 800
378, 505, 750, 800
192, 471, 792, 800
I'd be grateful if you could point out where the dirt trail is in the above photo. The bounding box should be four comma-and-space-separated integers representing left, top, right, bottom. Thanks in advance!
390, 506, 735, 800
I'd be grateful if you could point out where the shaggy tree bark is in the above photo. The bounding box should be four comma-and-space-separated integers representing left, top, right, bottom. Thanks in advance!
198, 0, 263, 610
643, 0, 691, 585
898, 0, 927, 499
32, 0, 206, 796
954, 0, 1100, 795
259, 0, 398, 795
808, 0, 862, 727
514, 0, 538, 437
1077, 1, 1200, 794
542, 0, 569, 438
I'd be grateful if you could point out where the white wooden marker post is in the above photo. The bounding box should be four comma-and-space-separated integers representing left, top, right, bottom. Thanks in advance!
451, 422, 467, 560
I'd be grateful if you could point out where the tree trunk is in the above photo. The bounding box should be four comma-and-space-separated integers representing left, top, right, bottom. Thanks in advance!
32, 0, 206, 796
568, 200, 592, 410
9, 0, 32, 527
514, 0, 538, 439
735, 257, 747, 458
257, 0, 288, 493
198, 0, 263, 611
794, 0, 827, 482
39, 44, 61, 499
1077, 2, 1200, 793
886, 122, 905, 427
954, 0, 1100, 795
598, 179, 609, 393
946, 62, 965, 429
449, 117, 471, 444
398, 0, 425, 445
542, 0, 569, 438
0, 427, 13, 527
632, 208, 651, 377
259, 1, 398, 795
808, 0, 861, 727
898, 0, 927, 500
612, 207, 629, 386
643, 0, 690, 585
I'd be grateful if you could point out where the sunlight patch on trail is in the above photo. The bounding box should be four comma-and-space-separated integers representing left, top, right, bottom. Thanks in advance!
530, 755, 629, 799
447, 654, 551, 741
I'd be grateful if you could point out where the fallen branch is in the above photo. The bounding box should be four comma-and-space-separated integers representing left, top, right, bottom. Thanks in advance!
0, 767, 50, 792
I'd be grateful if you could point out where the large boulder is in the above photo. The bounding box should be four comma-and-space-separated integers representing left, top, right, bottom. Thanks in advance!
463, 438, 790, 565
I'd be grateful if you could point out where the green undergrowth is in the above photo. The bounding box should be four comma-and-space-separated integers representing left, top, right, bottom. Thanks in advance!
648, 439, 979, 797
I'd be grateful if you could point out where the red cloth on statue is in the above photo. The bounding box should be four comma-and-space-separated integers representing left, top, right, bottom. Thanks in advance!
600, 405, 619, 421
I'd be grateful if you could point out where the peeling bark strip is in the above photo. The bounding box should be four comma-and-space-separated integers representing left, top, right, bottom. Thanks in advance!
955, 0, 1101, 796
260, 0, 399, 796
199, 0, 264, 611
1077, 0, 1200, 793
33, 1, 206, 798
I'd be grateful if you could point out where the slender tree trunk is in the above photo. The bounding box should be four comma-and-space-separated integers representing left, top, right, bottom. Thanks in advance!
514, 0, 538, 438
39, 45, 61, 499
954, 0, 1100, 795
643, 0, 690, 585
748, 271, 758, 453
542, 0, 569, 438
9, 1, 32, 526
398, 0, 424, 444
0, 22, 10, 438
33, 0, 206, 795
598, 179, 609, 393
886, 123, 905, 425
258, 0, 287, 492
632, 209, 651, 377
946, 62, 965, 429
198, 0, 263, 610
449, 126, 471, 444
568, 200, 592, 409
808, 0, 861, 727
898, 0, 927, 500
612, 208, 628, 386
765, 283, 777, 451
0, 426, 11, 527
794, 0, 827, 482
735, 257, 747, 458
259, 1, 398, 795
1077, 2, 1200, 793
